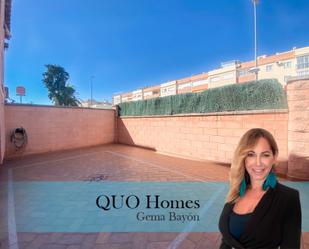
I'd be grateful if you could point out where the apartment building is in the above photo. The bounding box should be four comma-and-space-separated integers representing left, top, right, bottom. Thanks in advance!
121, 92, 133, 103
296, 47, 309, 77
143, 85, 160, 100
238, 50, 296, 84
113, 46, 309, 105
113, 94, 121, 105
177, 72, 209, 94
208, 60, 239, 88
80, 99, 112, 109
160, 80, 177, 97
132, 89, 143, 101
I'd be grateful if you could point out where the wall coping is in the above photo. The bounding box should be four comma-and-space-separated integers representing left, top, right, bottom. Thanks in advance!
5, 103, 115, 111
119, 109, 288, 119
287, 76, 309, 84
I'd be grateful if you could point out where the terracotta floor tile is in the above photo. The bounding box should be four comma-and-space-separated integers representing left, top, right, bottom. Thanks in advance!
0, 144, 307, 249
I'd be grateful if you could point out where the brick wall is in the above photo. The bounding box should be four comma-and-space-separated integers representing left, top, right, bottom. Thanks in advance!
118, 111, 289, 175
287, 77, 309, 180
5, 104, 116, 159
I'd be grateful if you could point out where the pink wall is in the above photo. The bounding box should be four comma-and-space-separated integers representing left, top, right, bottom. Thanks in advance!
0, 88, 4, 164
2, 77, 308, 179
5, 104, 116, 159
118, 78, 309, 180
287, 77, 309, 180
118, 111, 289, 176
0, 0, 6, 164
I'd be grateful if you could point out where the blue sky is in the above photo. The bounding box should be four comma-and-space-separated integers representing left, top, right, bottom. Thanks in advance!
4, 0, 309, 104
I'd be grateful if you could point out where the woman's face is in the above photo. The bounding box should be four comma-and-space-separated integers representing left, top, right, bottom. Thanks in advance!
245, 137, 277, 183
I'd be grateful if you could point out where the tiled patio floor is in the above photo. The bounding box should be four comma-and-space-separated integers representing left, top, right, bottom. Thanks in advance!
0, 144, 308, 249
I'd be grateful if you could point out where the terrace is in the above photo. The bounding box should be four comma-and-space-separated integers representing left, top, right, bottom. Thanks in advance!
0, 144, 230, 249
0, 77, 309, 249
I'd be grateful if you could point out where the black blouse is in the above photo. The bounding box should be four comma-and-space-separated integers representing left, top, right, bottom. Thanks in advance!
218, 183, 302, 249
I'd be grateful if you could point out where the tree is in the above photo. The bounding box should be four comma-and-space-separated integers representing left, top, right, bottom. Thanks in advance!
42, 64, 80, 106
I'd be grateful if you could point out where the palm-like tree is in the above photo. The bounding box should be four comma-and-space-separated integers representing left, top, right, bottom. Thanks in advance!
43, 64, 80, 106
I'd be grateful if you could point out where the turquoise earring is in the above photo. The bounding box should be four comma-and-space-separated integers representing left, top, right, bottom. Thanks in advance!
239, 171, 250, 197
239, 177, 247, 197
262, 171, 277, 191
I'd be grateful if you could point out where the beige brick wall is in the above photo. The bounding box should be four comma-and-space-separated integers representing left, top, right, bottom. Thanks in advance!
118, 111, 289, 175
287, 78, 309, 180
5, 104, 116, 158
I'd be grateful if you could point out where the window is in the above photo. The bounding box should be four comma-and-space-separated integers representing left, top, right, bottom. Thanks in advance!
297, 55, 309, 69
210, 76, 220, 82
283, 61, 292, 69
266, 65, 273, 72
238, 69, 251, 77
144, 91, 152, 97
223, 73, 234, 80
192, 79, 207, 86
161, 86, 176, 95
178, 83, 191, 89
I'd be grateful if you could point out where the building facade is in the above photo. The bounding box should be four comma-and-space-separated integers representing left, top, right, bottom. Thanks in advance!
143, 85, 160, 100
113, 46, 309, 105
80, 99, 112, 109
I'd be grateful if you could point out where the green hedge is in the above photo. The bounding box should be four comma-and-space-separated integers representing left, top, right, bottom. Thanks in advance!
118, 79, 287, 116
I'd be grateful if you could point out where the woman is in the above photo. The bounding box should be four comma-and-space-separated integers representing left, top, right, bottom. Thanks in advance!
218, 128, 301, 249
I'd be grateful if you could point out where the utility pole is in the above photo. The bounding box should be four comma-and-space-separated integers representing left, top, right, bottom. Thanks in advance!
253, 0, 260, 81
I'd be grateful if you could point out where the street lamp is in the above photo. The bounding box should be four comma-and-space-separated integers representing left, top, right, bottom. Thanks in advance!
90, 75, 94, 107
252, 0, 260, 81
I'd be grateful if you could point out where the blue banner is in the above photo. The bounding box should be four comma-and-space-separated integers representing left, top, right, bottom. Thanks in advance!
10, 181, 309, 232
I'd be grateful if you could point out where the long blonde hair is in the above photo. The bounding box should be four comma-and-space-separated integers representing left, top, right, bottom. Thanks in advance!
226, 128, 278, 203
